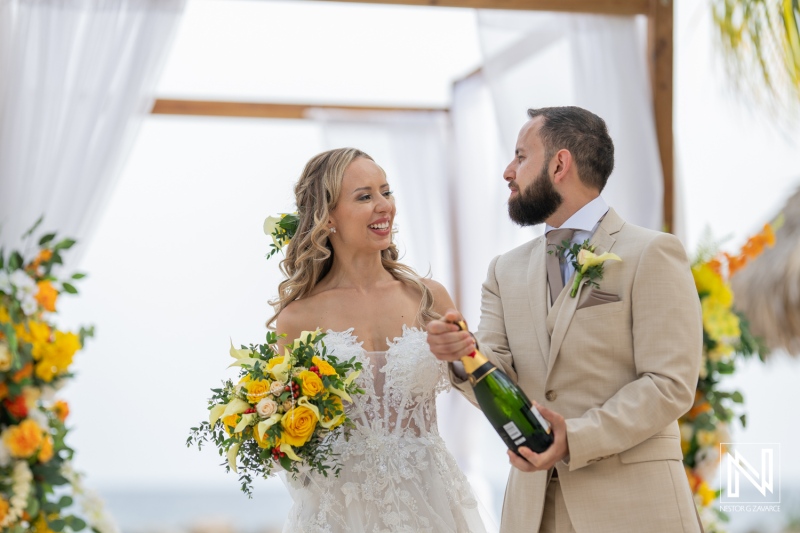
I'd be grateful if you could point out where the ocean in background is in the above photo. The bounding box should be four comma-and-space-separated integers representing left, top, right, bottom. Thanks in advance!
98, 482, 800, 533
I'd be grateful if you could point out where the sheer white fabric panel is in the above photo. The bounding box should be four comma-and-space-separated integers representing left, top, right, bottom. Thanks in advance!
476, 11, 664, 230
0, 0, 185, 262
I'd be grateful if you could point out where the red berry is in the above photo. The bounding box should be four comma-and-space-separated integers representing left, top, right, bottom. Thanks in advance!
284, 386, 290, 391
281, 452, 286, 457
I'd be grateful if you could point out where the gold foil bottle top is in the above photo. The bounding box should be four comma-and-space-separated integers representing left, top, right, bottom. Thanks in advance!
456, 320, 490, 374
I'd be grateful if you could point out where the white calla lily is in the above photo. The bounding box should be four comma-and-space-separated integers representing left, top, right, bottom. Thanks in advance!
227, 442, 241, 473
222, 398, 251, 419
279, 443, 301, 461
209, 404, 226, 426
328, 386, 353, 404
233, 413, 258, 433
256, 414, 283, 440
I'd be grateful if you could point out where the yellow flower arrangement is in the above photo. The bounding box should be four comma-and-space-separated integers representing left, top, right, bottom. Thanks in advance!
0, 219, 111, 532
681, 221, 776, 529
2, 419, 44, 459
188, 330, 363, 495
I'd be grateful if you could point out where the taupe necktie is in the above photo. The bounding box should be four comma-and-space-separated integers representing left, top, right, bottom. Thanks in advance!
545, 228, 576, 305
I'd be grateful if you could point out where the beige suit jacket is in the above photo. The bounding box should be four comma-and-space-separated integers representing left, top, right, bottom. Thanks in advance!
453, 209, 703, 533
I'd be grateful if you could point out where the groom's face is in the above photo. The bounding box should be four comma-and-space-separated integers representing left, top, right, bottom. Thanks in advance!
505, 119, 563, 226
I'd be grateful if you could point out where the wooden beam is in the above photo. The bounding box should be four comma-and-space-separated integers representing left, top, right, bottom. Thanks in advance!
648, 0, 674, 232
150, 99, 448, 119
310, 0, 648, 15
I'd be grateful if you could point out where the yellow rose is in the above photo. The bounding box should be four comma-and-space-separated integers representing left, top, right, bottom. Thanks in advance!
0, 496, 9, 525
2, 419, 44, 458
0, 341, 11, 372
38, 434, 54, 463
280, 406, 318, 447
267, 356, 284, 370
696, 481, 716, 507
299, 370, 324, 397
35, 281, 58, 313
52, 400, 70, 422
695, 429, 718, 448
222, 413, 239, 435
312, 356, 336, 377
244, 380, 270, 403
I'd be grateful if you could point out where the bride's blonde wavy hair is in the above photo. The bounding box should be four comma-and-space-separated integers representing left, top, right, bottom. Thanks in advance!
267, 148, 438, 329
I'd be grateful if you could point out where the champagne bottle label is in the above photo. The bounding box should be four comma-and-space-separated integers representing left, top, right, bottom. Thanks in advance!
502, 421, 528, 445
529, 405, 552, 434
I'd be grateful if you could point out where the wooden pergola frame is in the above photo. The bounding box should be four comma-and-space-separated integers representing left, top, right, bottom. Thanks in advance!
152, 0, 674, 230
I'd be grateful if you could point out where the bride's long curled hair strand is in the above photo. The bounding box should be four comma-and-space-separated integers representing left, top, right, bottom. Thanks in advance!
267, 148, 438, 328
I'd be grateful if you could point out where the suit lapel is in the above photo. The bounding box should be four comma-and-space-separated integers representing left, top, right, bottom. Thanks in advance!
546, 209, 623, 376
527, 237, 551, 367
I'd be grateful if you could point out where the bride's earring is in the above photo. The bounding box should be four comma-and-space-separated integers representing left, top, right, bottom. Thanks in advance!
330, 227, 336, 234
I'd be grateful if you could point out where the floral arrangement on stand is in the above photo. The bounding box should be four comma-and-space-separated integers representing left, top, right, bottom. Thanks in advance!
187, 329, 364, 496
681, 221, 777, 532
0, 219, 116, 533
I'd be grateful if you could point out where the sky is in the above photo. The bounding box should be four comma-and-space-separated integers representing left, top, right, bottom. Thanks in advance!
50, 0, 800, 531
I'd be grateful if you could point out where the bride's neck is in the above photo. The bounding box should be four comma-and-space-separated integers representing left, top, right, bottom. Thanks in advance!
322, 251, 393, 291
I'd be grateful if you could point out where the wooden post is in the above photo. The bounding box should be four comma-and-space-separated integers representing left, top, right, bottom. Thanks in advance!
648, 0, 674, 232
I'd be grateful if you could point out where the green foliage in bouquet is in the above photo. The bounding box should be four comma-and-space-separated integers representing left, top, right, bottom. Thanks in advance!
188, 329, 363, 497
0, 217, 114, 533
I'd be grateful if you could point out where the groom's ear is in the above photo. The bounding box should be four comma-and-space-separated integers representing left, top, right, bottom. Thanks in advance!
552, 149, 573, 185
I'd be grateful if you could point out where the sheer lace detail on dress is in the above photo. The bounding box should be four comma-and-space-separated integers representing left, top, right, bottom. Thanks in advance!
282, 326, 485, 533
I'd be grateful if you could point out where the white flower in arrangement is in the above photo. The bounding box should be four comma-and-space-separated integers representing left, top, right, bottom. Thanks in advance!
0, 461, 33, 528
20, 295, 38, 316
269, 380, 286, 396
39, 385, 57, 402
256, 398, 278, 418
27, 407, 49, 429
9, 269, 36, 295
0, 271, 11, 294
0, 440, 11, 467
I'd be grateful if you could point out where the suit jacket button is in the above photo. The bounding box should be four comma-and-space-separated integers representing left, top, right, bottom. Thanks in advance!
545, 390, 557, 401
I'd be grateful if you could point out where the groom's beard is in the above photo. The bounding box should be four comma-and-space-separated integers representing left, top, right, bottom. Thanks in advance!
508, 164, 563, 226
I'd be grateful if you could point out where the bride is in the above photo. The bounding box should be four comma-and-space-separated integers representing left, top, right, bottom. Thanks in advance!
270, 148, 487, 533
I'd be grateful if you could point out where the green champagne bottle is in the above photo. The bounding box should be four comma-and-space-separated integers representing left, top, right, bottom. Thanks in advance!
458, 321, 553, 454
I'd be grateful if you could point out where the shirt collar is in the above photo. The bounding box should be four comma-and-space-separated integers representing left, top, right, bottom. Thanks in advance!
545, 196, 609, 234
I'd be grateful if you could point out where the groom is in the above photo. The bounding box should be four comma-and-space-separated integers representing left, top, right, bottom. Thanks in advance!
428, 107, 703, 533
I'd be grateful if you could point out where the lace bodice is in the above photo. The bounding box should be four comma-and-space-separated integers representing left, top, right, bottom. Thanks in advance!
322, 326, 450, 438
282, 327, 485, 533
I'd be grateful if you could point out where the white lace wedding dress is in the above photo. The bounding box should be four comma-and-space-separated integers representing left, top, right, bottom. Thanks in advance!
282, 326, 487, 533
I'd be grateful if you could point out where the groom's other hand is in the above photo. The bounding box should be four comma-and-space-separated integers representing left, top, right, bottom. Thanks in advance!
508, 402, 569, 472
427, 309, 476, 362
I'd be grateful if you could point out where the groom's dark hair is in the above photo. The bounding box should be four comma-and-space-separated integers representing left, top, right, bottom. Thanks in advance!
527, 106, 614, 192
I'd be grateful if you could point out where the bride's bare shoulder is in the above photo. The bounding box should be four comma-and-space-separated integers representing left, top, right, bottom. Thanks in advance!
275, 297, 324, 349
420, 278, 456, 316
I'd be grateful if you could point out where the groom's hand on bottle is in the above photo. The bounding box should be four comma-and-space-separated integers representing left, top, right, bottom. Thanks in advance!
507, 402, 569, 472
427, 309, 476, 362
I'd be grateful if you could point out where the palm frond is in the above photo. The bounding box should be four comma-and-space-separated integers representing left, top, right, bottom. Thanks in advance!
711, 0, 800, 114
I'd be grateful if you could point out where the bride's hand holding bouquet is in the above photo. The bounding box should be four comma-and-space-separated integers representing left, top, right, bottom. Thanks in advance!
188, 329, 363, 495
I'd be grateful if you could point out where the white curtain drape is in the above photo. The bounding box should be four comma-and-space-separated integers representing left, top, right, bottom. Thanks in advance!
476, 11, 664, 231
0, 0, 185, 263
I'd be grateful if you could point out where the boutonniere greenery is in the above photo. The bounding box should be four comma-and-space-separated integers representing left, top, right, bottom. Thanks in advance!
549, 239, 622, 297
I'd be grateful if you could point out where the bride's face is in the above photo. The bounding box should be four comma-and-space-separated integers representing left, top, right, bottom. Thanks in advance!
329, 157, 395, 252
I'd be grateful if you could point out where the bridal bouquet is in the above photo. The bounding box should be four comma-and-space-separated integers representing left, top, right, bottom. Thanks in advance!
188, 329, 363, 495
